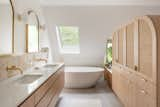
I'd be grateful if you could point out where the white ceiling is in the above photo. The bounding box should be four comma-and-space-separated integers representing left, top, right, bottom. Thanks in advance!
40, 0, 160, 6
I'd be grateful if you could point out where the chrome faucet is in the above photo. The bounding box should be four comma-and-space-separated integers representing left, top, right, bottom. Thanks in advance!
6, 65, 23, 74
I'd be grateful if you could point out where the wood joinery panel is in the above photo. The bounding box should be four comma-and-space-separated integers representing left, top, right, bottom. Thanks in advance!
126, 23, 134, 69
112, 33, 116, 62
19, 95, 35, 107
19, 66, 64, 107
118, 29, 124, 64
138, 19, 152, 78
111, 16, 157, 107
104, 68, 112, 89
128, 81, 137, 107
112, 66, 119, 94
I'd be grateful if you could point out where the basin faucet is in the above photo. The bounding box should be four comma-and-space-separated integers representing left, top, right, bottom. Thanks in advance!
6, 65, 23, 75
34, 58, 48, 63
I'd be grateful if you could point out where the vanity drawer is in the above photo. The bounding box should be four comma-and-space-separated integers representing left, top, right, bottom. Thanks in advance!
48, 72, 64, 107
19, 94, 35, 107
35, 70, 62, 105
18, 66, 65, 107
36, 72, 64, 107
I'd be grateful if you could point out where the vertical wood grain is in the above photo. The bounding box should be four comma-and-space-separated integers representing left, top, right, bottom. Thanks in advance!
138, 19, 152, 78
126, 23, 134, 69
123, 27, 126, 66
118, 29, 124, 64
134, 21, 139, 71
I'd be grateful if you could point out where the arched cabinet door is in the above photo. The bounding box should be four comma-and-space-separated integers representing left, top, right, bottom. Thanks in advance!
112, 33, 115, 63
118, 28, 124, 65
126, 23, 135, 69
138, 19, 152, 79
112, 32, 118, 63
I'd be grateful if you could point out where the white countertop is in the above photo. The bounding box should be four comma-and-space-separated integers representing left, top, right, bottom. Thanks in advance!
0, 63, 64, 107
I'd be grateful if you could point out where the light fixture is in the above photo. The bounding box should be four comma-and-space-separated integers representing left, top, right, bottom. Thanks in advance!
16, 12, 28, 23
39, 24, 46, 31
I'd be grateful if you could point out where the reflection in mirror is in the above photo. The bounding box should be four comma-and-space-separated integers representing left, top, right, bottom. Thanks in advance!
26, 10, 39, 53
0, 0, 13, 54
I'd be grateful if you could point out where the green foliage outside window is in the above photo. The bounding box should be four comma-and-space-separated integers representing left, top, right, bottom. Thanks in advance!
107, 46, 112, 63
59, 26, 79, 47
104, 41, 112, 68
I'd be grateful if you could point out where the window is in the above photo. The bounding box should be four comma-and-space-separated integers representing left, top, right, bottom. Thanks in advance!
107, 42, 112, 63
104, 39, 112, 69
56, 26, 80, 54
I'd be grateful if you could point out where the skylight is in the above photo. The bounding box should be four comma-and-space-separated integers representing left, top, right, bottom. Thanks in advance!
56, 26, 80, 54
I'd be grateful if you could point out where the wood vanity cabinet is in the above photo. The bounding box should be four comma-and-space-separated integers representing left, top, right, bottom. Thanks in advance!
19, 94, 35, 107
19, 66, 64, 107
112, 15, 160, 107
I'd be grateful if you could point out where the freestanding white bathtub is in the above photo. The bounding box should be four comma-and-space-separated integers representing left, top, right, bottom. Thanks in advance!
64, 66, 104, 89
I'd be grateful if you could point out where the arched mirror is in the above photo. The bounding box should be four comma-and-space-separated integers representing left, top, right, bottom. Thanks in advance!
0, 0, 14, 54
26, 10, 39, 53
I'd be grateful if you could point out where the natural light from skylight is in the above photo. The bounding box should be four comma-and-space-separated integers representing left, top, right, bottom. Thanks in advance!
56, 26, 80, 54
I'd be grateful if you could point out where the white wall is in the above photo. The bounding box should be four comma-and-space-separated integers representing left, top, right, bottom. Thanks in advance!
0, 5, 12, 54
12, 0, 52, 61
42, 6, 160, 66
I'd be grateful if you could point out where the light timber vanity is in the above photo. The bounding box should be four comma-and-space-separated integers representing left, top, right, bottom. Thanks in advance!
0, 63, 64, 107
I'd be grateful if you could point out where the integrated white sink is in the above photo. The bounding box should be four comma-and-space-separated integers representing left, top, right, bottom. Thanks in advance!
15, 74, 43, 84
43, 64, 58, 69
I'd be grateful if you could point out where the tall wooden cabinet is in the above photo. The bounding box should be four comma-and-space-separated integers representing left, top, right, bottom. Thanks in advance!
112, 15, 159, 107
126, 23, 134, 69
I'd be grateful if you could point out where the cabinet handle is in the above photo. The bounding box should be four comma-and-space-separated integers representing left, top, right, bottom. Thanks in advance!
140, 90, 147, 94
134, 65, 138, 71
141, 78, 147, 82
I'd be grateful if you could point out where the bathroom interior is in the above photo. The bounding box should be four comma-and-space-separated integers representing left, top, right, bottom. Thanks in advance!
0, 0, 160, 107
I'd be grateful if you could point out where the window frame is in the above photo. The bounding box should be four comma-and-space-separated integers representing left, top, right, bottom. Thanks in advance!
56, 26, 80, 54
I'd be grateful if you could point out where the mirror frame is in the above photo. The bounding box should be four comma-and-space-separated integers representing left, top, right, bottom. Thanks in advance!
10, 0, 15, 53
26, 10, 40, 53
0, 0, 15, 55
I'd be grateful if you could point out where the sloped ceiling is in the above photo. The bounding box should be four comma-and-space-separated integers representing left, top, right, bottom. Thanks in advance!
40, 0, 160, 6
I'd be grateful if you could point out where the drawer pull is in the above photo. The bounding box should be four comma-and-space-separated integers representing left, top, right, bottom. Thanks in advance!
141, 78, 147, 82
141, 90, 147, 94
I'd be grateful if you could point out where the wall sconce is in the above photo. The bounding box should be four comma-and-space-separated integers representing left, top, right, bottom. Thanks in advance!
16, 12, 28, 23
40, 24, 46, 31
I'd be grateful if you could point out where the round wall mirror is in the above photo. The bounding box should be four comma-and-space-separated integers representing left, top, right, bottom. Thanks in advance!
0, 0, 14, 55
26, 10, 40, 53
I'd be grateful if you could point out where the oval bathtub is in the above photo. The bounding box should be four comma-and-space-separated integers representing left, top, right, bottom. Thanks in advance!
64, 66, 104, 89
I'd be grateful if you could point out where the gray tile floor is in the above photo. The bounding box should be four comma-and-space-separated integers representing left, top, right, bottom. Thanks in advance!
56, 79, 123, 107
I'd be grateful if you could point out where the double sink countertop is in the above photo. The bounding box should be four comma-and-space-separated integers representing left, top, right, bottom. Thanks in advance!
0, 63, 64, 107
